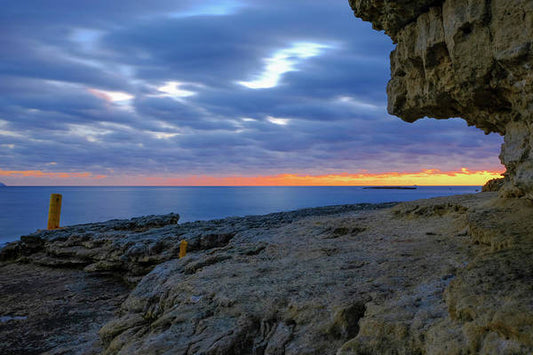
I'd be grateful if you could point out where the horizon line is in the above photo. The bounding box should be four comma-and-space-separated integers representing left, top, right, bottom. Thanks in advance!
0, 168, 504, 187
1, 184, 484, 187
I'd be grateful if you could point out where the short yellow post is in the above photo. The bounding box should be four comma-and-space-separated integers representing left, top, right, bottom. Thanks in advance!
47, 193, 62, 230
179, 240, 188, 258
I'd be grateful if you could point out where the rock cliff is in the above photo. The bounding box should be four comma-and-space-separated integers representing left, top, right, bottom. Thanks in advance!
350, 0, 533, 198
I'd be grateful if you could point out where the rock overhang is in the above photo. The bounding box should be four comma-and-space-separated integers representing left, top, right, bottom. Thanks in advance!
350, 0, 533, 198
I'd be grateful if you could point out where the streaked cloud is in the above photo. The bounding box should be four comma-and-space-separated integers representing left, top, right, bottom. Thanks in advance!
0, 168, 106, 179
154, 81, 197, 100
88, 88, 135, 112
88, 88, 134, 103
266, 116, 290, 126
0, 0, 505, 185
69, 29, 104, 52
238, 42, 331, 89
336, 96, 380, 111
66, 124, 112, 143
149, 131, 181, 140
168, 0, 245, 18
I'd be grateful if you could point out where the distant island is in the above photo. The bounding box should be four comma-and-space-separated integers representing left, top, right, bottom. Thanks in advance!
363, 186, 417, 190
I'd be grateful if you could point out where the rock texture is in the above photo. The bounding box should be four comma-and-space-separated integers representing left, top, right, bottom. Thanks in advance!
1, 195, 532, 353
350, 0, 533, 198
0, 213, 181, 284
0, 263, 129, 354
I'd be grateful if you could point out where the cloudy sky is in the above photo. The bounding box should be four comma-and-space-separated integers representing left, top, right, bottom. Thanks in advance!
0, 0, 504, 185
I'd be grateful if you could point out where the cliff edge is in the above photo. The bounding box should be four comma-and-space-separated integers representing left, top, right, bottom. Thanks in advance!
350, 0, 533, 198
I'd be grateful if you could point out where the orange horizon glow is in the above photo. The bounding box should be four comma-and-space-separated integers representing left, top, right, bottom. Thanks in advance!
0, 168, 504, 186
143, 168, 504, 186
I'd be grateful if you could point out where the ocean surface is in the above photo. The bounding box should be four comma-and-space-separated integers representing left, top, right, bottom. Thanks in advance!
0, 186, 480, 244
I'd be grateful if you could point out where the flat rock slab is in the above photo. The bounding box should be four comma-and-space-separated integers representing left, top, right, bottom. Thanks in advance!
0, 263, 129, 354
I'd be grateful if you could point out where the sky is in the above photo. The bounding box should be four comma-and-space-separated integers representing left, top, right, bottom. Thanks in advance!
0, 0, 504, 186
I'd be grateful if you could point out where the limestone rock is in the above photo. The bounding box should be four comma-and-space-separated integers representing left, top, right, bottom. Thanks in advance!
1, 195, 532, 353
482, 177, 505, 192
92, 194, 532, 353
0, 263, 129, 354
349, 0, 444, 40
350, 0, 533, 198
0, 205, 392, 284
0, 213, 182, 283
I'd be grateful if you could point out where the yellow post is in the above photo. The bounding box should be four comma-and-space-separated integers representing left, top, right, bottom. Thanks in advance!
179, 240, 188, 258
47, 193, 62, 230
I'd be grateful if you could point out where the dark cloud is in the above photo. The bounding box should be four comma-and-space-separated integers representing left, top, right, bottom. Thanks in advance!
0, 0, 503, 180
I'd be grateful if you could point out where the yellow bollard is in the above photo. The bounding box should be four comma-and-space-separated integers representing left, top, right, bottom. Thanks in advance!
47, 193, 62, 230
179, 240, 188, 258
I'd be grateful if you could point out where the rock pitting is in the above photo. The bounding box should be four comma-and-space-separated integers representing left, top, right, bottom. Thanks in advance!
350, 0, 533, 198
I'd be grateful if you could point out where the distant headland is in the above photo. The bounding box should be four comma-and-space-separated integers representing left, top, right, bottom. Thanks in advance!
0, 182, 6, 187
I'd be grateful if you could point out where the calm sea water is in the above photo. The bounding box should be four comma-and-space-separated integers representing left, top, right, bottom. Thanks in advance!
0, 186, 480, 244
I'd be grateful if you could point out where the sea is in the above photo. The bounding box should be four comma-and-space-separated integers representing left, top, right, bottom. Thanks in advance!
0, 186, 480, 245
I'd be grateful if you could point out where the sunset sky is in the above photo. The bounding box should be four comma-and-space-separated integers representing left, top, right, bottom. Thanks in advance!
0, 0, 504, 186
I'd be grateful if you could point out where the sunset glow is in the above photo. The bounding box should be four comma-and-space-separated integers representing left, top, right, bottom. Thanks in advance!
1, 1, 505, 187
0, 168, 504, 186
142, 168, 503, 186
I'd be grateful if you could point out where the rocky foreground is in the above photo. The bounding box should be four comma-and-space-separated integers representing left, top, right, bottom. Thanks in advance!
0, 192, 532, 354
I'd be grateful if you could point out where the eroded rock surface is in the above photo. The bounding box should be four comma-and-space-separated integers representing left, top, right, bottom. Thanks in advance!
3, 194, 530, 353
0, 263, 129, 354
1, 213, 182, 284
0, 206, 389, 285
350, 0, 533, 198
94, 194, 533, 354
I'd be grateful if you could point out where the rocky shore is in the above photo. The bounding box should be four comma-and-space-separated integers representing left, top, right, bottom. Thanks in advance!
1, 0, 531, 353
1, 192, 531, 354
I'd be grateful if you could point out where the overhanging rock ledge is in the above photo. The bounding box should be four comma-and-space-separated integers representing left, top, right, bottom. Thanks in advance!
350, 0, 533, 198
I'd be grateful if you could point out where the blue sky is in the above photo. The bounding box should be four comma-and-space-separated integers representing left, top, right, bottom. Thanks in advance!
0, 0, 503, 184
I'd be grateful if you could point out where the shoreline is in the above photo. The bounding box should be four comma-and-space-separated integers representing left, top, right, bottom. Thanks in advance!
0, 201, 399, 251
0, 185, 480, 245
1, 192, 532, 353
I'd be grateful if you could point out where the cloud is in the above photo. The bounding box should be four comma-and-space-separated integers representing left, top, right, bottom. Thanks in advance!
0, 0, 504, 184
153, 81, 198, 100
0, 168, 106, 179
238, 42, 332, 89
